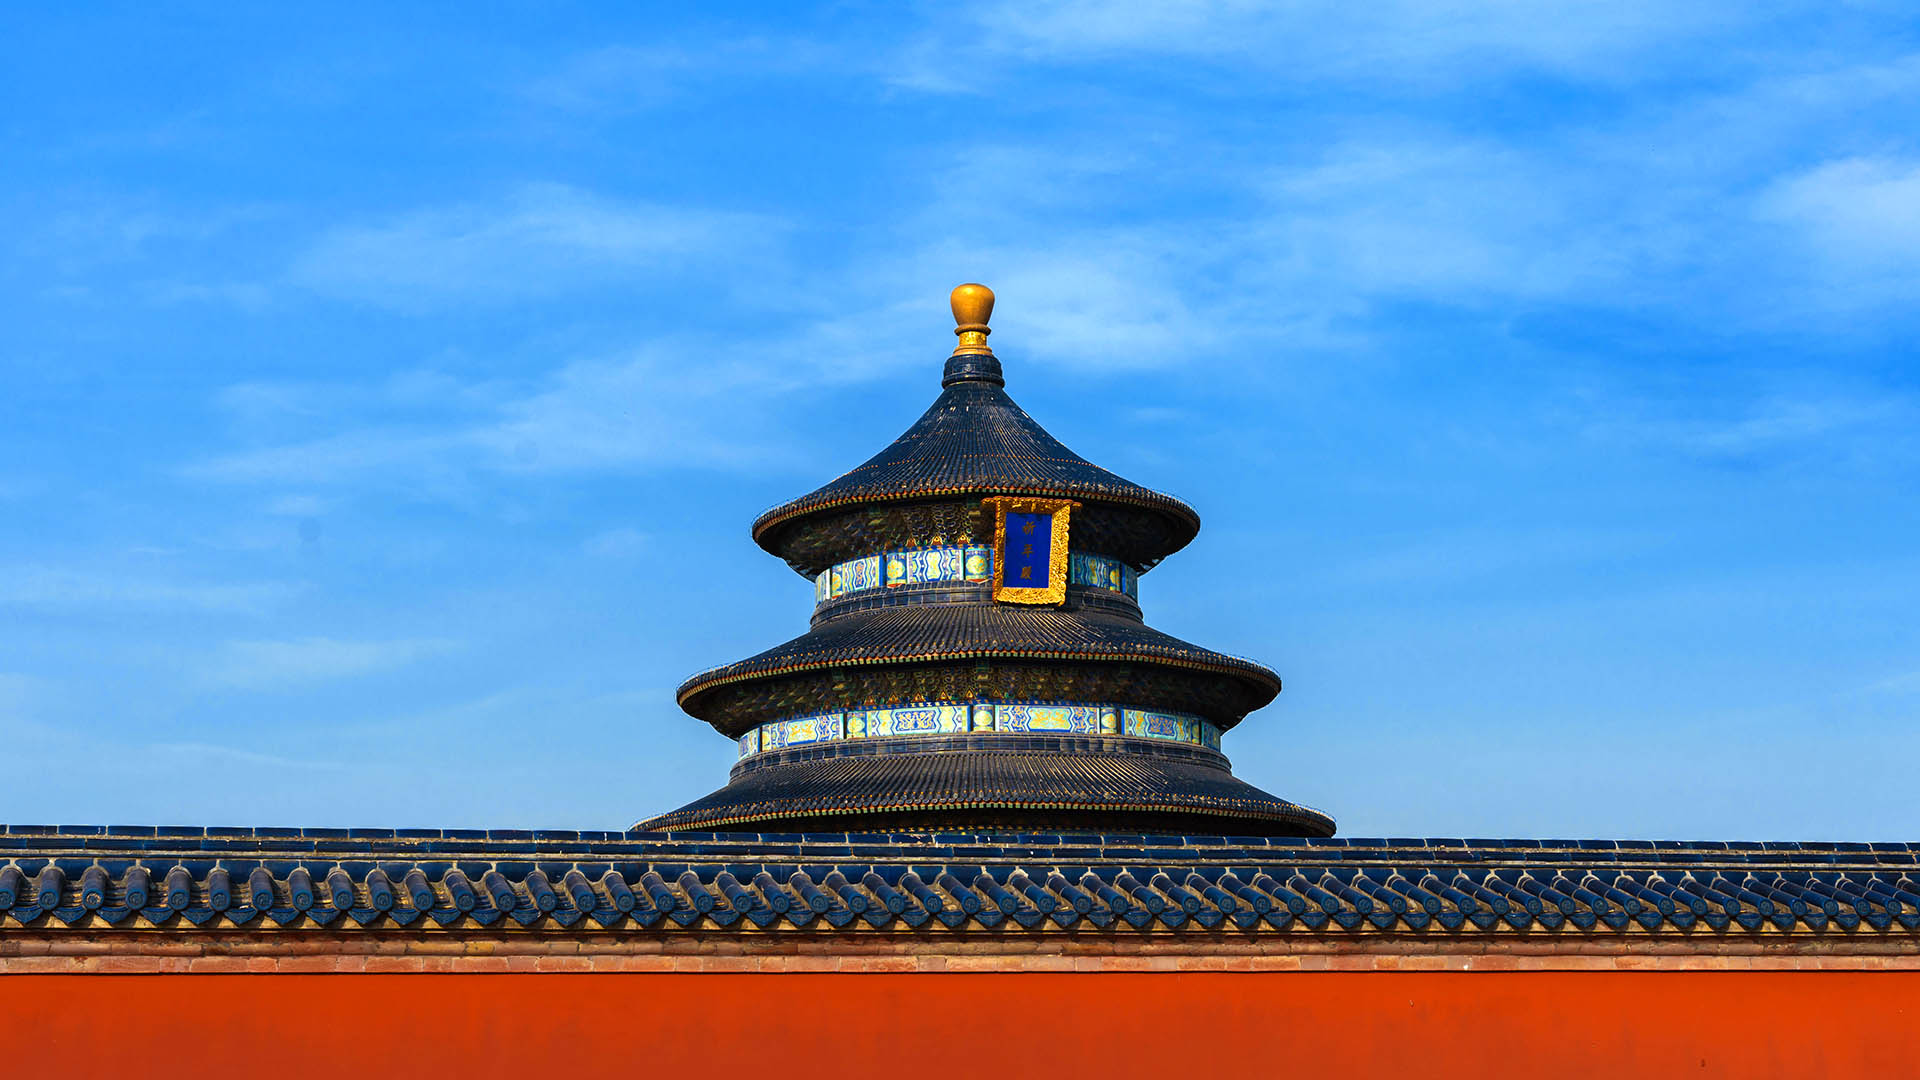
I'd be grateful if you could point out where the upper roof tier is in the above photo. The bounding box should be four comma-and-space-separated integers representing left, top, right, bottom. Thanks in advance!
752, 285, 1201, 575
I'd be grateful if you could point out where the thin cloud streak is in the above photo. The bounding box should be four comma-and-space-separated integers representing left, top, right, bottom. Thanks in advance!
1567, 385, 1920, 470
289, 184, 784, 309
199, 636, 459, 690
0, 566, 304, 616
187, 349, 801, 487
1759, 155, 1920, 300
145, 740, 345, 771
958, 0, 1762, 81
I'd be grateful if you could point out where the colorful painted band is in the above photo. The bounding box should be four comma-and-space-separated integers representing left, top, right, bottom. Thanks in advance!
814, 547, 1137, 605
738, 703, 1219, 758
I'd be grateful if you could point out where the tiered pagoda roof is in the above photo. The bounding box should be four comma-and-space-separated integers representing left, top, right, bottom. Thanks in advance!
647, 285, 1331, 836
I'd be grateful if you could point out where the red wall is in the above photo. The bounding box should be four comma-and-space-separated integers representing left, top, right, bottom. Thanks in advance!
3, 972, 1912, 1072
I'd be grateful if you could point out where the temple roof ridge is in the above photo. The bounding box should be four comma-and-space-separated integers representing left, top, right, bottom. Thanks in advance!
752, 284, 1200, 572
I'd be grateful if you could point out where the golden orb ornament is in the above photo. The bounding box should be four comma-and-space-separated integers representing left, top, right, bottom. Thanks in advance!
949, 283, 994, 356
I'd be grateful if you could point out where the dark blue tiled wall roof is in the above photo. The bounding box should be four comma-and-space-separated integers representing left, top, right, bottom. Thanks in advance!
1, 827, 1914, 936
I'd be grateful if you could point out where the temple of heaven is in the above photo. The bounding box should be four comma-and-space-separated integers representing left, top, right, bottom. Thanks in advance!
646, 284, 1332, 837
1, 284, 1914, 1070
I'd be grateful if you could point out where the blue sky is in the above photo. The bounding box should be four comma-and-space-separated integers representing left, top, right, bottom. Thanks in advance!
3, 3, 1917, 838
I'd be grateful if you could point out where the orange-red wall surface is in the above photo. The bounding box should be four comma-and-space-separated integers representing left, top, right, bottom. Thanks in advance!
3, 972, 1914, 1072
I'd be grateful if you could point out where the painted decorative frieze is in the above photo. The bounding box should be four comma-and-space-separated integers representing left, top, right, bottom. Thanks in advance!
737, 702, 1218, 758
815, 546, 1137, 606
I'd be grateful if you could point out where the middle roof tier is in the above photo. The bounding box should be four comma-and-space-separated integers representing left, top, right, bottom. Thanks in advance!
676, 599, 1281, 736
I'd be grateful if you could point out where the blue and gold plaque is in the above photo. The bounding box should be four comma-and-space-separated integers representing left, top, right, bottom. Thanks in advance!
983, 495, 1075, 604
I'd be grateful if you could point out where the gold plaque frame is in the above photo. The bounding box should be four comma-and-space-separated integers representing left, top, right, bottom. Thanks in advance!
984, 496, 1075, 605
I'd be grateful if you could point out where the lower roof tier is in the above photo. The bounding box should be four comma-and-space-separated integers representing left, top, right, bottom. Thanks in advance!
637, 734, 1334, 836
677, 601, 1281, 733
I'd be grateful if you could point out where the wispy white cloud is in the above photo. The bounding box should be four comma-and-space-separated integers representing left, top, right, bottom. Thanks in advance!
0, 475, 42, 501
880, 86, 1914, 359
921, 240, 1229, 368
200, 636, 458, 690
189, 346, 798, 487
582, 527, 649, 558
31, 202, 272, 270
948, 0, 1756, 83
176, 42, 1920, 521
213, 370, 513, 437
531, 34, 950, 107
1321, 528, 1661, 590
882, 36, 986, 95
1251, 138, 1661, 302
139, 279, 274, 309
1675, 398, 1913, 461
289, 184, 783, 309
860, 22, 1920, 349
264, 493, 332, 517
858, 136, 1645, 369
214, 380, 328, 423
144, 740, 344, 770
1758, 155, 1920, 299
521, 44, 703, 111
1862, 669, 1920, 697
189, 429, 468, 487
0, 673, 38, 719
1567, 384, 1920, 469
520, 40, 839, 112
472, 352, 793, 471
0, 566, 303, 616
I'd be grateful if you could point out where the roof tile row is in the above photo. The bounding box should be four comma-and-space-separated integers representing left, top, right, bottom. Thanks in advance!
1, 828, 1911, 861
2, 830, 1917, 936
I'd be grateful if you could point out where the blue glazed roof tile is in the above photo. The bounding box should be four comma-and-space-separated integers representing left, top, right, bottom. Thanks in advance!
0, 829, 1914, 940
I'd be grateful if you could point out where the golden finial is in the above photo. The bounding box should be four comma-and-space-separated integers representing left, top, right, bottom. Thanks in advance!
950, 283, 994, 356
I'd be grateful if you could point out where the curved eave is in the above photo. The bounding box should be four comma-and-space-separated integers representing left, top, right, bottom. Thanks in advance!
744, 380, 1203, 567
750, 482, 1200, 557
677, 645, 1278, 712
637, 743, 1334, 835
642, 796, 1331, 834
